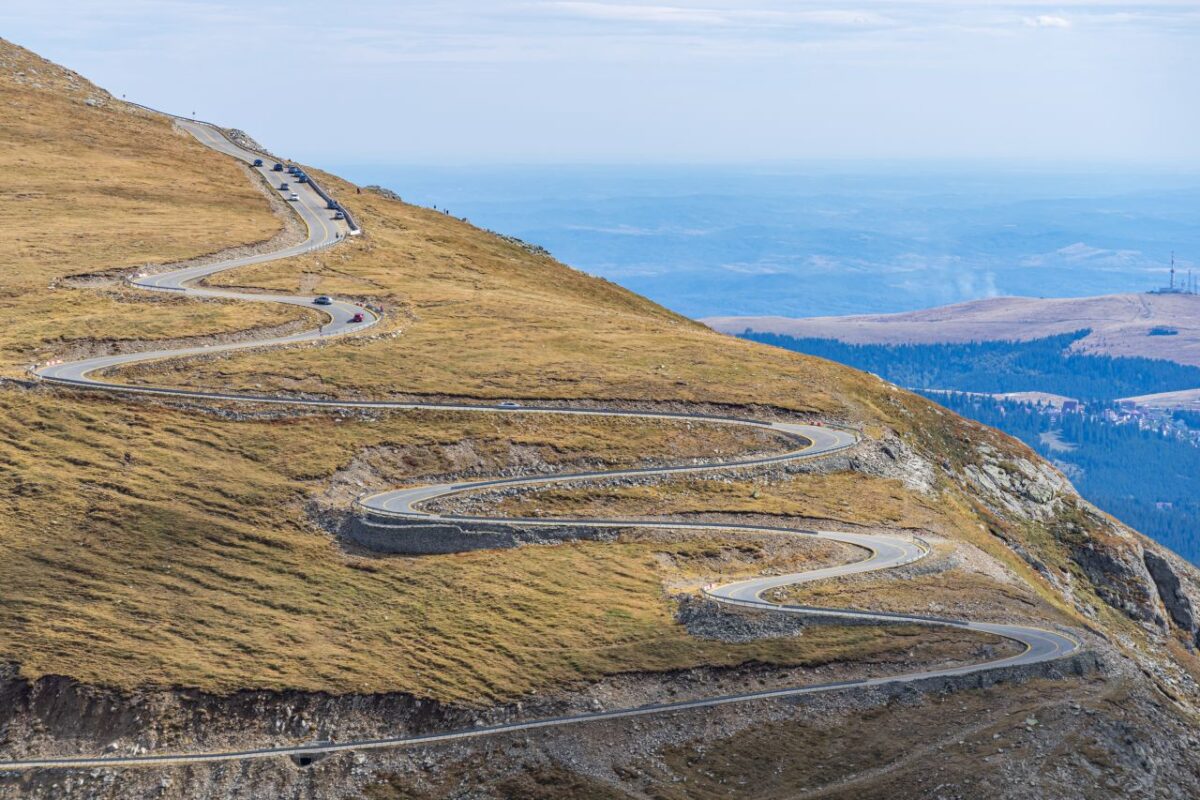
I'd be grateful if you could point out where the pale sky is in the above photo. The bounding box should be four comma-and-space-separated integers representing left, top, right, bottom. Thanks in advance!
4, 1, 1199, 165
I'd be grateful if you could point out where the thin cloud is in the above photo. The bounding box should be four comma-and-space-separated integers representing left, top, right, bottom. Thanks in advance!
1023, 14, 1072, 28
544, 3, 894, 29
547, 2, 729, 25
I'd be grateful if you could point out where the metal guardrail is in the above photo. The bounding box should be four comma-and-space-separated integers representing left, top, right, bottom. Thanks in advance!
301, 178, 361, 236
121, 99, 362, 236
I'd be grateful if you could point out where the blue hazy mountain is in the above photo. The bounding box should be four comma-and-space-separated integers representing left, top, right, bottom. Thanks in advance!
328, 163, 1200, 319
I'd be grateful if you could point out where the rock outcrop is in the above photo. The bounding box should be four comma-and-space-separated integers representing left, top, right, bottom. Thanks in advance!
1144, 550, 1200, 646
674, 595, 808, 642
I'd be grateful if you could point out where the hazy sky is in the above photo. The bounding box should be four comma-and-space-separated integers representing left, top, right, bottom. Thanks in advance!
5, 1, 1199, 165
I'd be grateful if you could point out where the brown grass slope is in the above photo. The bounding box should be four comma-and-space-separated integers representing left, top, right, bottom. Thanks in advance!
0, 38, 310, 378
3, 38, 1200, 726
118, 173, 865, 416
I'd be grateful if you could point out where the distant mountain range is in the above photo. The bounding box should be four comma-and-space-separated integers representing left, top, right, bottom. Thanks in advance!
707, 291, 1200, 368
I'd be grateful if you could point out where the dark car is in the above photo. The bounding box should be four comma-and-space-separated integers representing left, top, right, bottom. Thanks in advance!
313, 295, 333, 306
252, 158, 264, 167
279, 182, 290, 190
297, 175, 308, 184
333, 211, 345, 220
350, 312, 364, 323
272, 163, 283, 171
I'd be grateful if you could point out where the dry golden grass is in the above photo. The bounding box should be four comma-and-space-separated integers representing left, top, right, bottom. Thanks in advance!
630, 530, 855, 588
777, 566, 1049, 619
2, 38, 1016, 700
5, 39, 1147, 706
480, 472, 949, 530
3, 387, 958, 701
0, 38, 307, 376
115, 170, 885, 418
460, 472, 1083, 624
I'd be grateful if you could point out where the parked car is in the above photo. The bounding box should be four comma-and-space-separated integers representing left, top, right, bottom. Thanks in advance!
313, 296, 333, 306
287, 165, 299, 175
288, 192, 299, 201
333, 211, 345, 220
297, 175, 308, 184
350, 312, 365, 323
252, 158, 264, 167
272, 163, 283, 171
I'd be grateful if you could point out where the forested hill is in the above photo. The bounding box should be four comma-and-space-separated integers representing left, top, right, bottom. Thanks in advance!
742, 330, 1200, 401
741, 329, 1200, 564
929, 393, 1200, 564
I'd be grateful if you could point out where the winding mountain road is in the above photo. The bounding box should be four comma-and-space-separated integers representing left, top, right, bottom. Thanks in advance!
8, 116, 1082, 771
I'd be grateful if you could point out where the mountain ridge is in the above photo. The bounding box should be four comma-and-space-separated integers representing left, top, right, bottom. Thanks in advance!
3, 37, 1200, 799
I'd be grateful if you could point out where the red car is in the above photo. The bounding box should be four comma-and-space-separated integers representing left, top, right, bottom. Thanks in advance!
350, 312, 365, 323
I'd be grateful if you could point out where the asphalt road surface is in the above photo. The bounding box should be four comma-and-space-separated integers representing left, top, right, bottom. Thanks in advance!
6, 116, 1082, 772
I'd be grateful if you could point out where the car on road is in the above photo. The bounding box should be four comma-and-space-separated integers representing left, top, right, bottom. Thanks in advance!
272, 162, 283, 171
499, 401, 522, 408
288, 192, 299, 201
333, 211, 345, 220
252, 158, 263, 167
297, 175, 308, 184
350, 312, 365, 323
313, 296, 333, 306
279, 182, 289, 190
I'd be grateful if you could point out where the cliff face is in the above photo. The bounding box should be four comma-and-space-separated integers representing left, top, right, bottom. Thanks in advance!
2, 37, 1200, 799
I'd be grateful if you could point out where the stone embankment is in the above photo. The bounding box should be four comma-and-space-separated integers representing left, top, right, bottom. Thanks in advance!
344, 515, 617, 555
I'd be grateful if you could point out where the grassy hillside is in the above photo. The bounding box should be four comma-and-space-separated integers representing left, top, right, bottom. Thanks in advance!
0, 38, 311, 378
1, 388, 1016, 700
114, 175, 872, 417
4, 37, 1200, 723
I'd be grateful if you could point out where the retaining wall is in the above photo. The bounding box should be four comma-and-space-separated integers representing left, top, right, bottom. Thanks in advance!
346, 516, 616, 555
